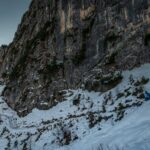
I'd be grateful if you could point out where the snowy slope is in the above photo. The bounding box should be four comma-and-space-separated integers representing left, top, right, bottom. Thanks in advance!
1, 64, 150, 150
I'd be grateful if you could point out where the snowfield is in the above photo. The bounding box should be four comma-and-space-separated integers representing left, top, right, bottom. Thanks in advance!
1, 64, 150, 150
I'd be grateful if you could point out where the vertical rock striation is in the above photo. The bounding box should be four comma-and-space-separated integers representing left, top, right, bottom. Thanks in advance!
0, 0, 150, 116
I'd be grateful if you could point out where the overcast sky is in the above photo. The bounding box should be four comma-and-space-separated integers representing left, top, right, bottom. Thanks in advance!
0, 0, 31, 45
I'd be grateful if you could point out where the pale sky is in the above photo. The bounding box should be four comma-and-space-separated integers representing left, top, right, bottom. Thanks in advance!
0, 0, 31, 45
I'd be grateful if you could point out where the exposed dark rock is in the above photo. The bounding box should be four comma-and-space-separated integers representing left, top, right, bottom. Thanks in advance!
0, 0, 150, 116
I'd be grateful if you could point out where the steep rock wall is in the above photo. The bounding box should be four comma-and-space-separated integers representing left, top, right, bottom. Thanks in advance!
0, 0, 150, 116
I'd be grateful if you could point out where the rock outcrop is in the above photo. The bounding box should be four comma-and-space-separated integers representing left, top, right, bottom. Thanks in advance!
0, 0, 150, 116
0, 45, 8, 80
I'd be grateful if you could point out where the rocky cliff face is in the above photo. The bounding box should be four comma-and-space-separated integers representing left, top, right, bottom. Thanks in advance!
0, 45, 8, 79
0, 0, 150, 116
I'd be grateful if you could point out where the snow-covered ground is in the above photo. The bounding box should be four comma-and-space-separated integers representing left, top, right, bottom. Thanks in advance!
1, 64, 150, 150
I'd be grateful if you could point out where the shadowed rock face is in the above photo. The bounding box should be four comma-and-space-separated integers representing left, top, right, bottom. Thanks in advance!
0, 45, 8, 78
0, 0, 150, 116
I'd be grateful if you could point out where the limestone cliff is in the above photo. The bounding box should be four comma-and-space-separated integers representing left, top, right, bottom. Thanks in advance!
0, 0, 150, 116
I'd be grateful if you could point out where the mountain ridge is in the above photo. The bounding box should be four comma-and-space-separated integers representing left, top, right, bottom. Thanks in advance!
0, 0, 150, 116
